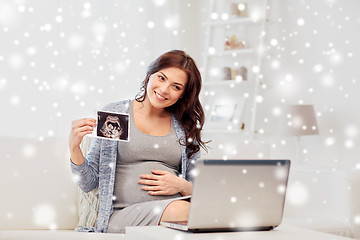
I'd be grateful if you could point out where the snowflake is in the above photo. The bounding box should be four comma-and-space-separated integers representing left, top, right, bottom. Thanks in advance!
208, 47, 216, 55
270, 38, 278, 46
55, 15, 63, 23
277, 185, 286, 194
344, 140, 354, 149
39, 23, 52, 32
354, 215, 360, 225
10, 95, 20, 105
152, 0, 167, 7
252, 65, 260, 73
274, 168, 288, 180
153, 206, 161, 214
8, 54, 24, 69
221, 13, 229, 21
7, 212, 14, 219
72, 174, 81, 183
147, 21, 155, 29
190, 169, 199, 177
287, 183, 308, 206
67, 34, 85, 50
71, 82, 87, 95
271, 59, 280, 69
255, 95, 263, 103
49, 223, 57, 230
164, 16, 178, 29
33, 204, 56, 227
81, 3, 92, 18
173, 234, 184, 240
297, 18, 305, 26
0, 2, 17, 25
210, 12, 218, 20
0, 78, 7, 90
23, 144, 36, 157
345, 125, 358, 138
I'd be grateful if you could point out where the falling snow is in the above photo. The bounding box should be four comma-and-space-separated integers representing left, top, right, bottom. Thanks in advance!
0, 0, 359, 232
33, 204, 56, 227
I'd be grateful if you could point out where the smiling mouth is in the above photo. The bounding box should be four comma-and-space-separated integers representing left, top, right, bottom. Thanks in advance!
155, 91, 167, 100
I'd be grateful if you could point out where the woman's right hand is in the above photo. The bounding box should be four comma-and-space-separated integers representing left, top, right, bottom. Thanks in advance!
69, 118, 96, 165
69, 118, 97, 149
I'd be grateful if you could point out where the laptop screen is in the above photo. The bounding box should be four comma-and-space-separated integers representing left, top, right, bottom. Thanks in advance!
187, 159, 291, 231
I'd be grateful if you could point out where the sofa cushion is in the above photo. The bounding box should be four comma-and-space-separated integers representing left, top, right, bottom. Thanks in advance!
284, 168, 351, 221
283, 217, 353, 238
0, 230, 125, 240
347, 169, 360, 238
0, 137, 78, 230
76, 187, 99, 230
75, 136, 99, 230
283, 167, 353, 237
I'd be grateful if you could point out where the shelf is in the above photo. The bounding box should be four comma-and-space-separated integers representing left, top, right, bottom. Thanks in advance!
203, 80, 254, 87
202, 0, 268, 135
204, 17, 261, 26
203, 129, 253, 135
207, 48, 254, 57
222, 48, 254, 55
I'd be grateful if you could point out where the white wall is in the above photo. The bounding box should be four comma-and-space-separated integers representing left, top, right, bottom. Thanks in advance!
1, 0, 359, 231
0, 0, 202, 138
256, 0, 360, 168
0, 0, 203, 228
1, 0, 359, 170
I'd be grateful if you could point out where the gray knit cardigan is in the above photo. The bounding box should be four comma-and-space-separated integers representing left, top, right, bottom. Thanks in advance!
70, 99, 200, 232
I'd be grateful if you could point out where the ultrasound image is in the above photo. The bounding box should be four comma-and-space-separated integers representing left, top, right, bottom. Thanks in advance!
97, 111, 129, 141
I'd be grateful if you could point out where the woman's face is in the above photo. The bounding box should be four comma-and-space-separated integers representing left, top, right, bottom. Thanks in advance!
146, 67, 188, 109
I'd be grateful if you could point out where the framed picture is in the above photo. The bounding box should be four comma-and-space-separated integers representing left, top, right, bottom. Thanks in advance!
210, 104, 237, 122
206, 97, 248, 131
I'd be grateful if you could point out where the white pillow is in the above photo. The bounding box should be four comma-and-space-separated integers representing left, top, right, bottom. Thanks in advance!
76, 136, 99, 230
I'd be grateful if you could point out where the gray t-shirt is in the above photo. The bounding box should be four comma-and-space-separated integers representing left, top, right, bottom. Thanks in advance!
112, 101, 182, 209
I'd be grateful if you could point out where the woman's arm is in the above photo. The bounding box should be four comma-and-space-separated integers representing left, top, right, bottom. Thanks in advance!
69, 118, 96, 165
69, 118, 100, 192
138, 170, 193, 196
178, 177, 193, 196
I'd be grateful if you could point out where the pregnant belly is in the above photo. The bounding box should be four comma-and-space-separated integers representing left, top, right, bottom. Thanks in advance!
113, 161, 182, 208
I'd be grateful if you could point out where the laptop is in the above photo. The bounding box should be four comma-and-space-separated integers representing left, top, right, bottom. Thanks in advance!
161, 159, 291, 232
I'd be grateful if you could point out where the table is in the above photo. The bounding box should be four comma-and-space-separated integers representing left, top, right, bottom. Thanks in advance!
125, 224, 353, 240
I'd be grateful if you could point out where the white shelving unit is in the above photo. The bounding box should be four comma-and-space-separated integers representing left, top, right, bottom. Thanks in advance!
201, 0, 268, 136
204, 16, 258, 26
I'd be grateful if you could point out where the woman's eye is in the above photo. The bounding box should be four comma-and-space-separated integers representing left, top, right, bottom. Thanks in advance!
173, 85, 181, 91
158, 75, 165, 80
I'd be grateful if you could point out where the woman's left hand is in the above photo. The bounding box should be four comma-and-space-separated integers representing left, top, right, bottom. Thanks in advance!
138, 170, 191, 196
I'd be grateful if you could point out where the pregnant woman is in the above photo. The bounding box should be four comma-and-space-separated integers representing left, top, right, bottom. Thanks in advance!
69, 50, 208, 233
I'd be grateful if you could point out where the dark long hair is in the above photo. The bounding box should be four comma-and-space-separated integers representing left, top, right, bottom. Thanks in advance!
135, 50, 208, 158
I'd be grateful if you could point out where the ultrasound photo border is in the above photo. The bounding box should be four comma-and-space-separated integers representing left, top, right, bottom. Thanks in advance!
95, 110, 130, 142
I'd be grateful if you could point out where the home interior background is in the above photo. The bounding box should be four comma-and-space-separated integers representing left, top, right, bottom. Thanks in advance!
0, 0, 359, 233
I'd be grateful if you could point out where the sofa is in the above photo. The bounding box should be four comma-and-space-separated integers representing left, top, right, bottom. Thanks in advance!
0, 136, 125, 240
283, 167, 360, 238
0, 136, 359, 239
